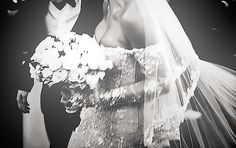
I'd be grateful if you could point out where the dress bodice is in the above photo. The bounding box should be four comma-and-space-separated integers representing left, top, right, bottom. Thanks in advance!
68, 46, 145, 148
98, 47, 137, 91
68, 43, 197, 147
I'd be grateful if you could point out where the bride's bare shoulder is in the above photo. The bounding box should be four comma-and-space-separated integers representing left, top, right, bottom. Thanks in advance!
121, 1, 145, 48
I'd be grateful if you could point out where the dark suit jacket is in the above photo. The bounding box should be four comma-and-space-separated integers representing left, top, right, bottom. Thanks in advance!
0, 1, 49, 147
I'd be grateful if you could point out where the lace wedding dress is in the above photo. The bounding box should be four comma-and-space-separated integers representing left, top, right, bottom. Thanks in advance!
67, 42, 199, 148
68, 45, 147, 148
68, 0, 236, 147
67, 41, 236, 148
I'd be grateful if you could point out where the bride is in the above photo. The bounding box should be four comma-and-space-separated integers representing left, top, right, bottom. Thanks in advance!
67, 0, 236, 147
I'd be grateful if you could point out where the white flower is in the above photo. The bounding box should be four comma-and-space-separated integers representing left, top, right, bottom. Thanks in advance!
68, 69, 86, 83
48, 58, 62, 71
41, 68, 53, 78
59, 32, 76, 44
78, 34, 99, 53
99, 60, 113, 70
97, 71, 105, 80
31, 49, 45, 62
40, 56, 61, 71
80, 54, 89, 66
86, 49, 105, 70
51, 69, 68, 84
53, 41, 63, 51
106, 60, 113, 69
47, 47, 60, 58
98, 61, 108, 71
68, 70, 79, 82
62, 43, 72, 54
81, 66, 89, 74
85, 74, 99, 89
37, 47, 60, 68
70, 42, 80, 50
35, 36, 55, 52
74, 34, 81, 44
60, 50, 81, 70
87, 58, 99, 70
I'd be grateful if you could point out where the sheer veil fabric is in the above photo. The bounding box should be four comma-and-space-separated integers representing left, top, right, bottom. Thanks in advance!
133, 0, 236, 147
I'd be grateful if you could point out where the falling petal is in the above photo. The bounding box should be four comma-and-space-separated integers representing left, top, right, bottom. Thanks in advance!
7, 9, 19, 16
184, 110, 201, 120
211, 27, 219, 31
221, 0, 229, 7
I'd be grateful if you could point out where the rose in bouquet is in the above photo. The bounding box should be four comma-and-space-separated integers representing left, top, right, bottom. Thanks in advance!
30, 32, 113, 113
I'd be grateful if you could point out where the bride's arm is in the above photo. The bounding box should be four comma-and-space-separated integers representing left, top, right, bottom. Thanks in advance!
97, 81, 145, 108
98, 60, 170, 109
97, 44, 170, 109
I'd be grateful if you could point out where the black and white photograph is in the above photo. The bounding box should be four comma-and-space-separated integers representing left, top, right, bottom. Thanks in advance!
1, 0, 236, 148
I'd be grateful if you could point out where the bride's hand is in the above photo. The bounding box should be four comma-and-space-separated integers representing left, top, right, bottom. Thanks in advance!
87, 89, 103, 107
96, 84, 143, 108
60, 87, 85, 113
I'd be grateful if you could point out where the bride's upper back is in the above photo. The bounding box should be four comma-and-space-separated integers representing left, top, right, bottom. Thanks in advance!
95, 0, 146, 49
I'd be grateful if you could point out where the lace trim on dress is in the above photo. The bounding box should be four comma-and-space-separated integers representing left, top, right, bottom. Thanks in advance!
101, 42, 201, 113
144, 105, 185, 145
96, 41, 201, 146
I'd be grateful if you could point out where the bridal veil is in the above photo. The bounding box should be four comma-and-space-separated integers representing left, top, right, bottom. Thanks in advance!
133, 0, 236, 147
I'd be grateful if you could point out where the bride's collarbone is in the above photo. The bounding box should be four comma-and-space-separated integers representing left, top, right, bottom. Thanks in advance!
100, 33, 132, 50
119, 3, 146, 49
96, 22, 132, 49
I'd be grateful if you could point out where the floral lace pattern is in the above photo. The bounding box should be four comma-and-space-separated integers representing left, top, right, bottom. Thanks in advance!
68, 44, 200, 147
68, 46, 143, 148
144, 105, 185, 146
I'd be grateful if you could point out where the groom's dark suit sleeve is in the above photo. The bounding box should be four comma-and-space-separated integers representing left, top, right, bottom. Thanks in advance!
15, 0, 49, 92
18, 53, 34, 92
0, 1, 49, 147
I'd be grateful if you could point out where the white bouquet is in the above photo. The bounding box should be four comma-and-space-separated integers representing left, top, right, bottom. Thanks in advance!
30, 32, 113, 113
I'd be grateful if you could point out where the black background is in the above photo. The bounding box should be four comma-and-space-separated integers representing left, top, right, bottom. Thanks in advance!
0, 0, 235, 147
